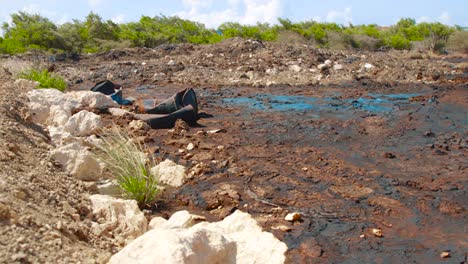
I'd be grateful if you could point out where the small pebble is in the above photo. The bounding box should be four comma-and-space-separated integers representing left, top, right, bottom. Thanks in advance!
440, 251, 450, 258
372, 228, 383, 237
284, 212, 301, 222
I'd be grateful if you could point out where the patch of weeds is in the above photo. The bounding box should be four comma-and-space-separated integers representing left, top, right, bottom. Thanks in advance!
18, 69, 67, 91
96, 127, 159, 208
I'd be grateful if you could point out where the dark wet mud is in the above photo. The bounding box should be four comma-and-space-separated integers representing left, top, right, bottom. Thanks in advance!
126, 80, 467, 263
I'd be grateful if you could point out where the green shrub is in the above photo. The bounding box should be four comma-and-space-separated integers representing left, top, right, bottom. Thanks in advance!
386, 33, 411, 50
447, 30, 468, 53
96, 128, 159, 208
0, 12, 458, 53
18, 69, 67, 91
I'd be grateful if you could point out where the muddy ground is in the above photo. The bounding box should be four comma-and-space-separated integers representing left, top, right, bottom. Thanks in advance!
2, 38, 468, 263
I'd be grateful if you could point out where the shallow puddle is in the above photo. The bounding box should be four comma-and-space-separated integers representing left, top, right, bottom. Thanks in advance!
223, 92, 425, 114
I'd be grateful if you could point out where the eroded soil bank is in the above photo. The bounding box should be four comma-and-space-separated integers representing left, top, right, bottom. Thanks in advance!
2, 39, 467, 263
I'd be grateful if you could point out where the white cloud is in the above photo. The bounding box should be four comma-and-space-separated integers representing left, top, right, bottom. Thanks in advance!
416, 12, 452, 25
326, 7, 352, 24
88, 0, 102, 8
438, 11, 450, 24
416, 16, 430, 23
21, 3, 57, 17
175, 0, 283, 28
242, 0, 282, 25
111, 14, 126, 24
18, 4, 69, 25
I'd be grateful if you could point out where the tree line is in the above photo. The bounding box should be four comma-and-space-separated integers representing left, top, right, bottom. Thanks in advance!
0, 12, 462, 55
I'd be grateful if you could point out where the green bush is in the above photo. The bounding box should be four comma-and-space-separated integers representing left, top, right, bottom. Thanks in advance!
18, 69, 67, 91
447, 30, 468, 53
0, 12, 458, 53
96, 128, 159, 208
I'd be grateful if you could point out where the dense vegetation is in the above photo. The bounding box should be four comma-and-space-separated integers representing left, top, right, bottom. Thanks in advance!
0, 12, 464, 55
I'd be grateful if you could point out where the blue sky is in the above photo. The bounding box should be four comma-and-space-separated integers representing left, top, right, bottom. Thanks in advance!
0, 0, 466, 30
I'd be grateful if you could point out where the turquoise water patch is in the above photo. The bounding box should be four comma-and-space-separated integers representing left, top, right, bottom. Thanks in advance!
223, 92, 424, 113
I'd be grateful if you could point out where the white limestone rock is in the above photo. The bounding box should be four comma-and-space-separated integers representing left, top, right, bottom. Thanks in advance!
68, 90, 118, 109
109, 228, 236, 264
89, 195, 148, 243
27, 89, 79, 125
48, 105, 72, 127
195, 210, 287, 264
110, 210, 287, 264
108, 107, 133, 117
148, 217, 168, 230
288, 64, 302, 72
151, 159, 188, 187
63, 110, 101, 137
364, 63, 374, 70
50, 142, 102, 181
333, 64, 344, 71
284, 212, 302, 222
128, 120, 150, 131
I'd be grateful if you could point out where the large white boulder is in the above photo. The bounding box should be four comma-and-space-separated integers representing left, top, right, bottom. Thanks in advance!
48, 126, 73, 146
196, 210, 287, 263
50, 142, 102, 181
109, 210, 287, 264
28, 101, 50, 124
48, 105, 72, 127
27, 89, 79, 125
63, 110, 101, 137
151, 159, 188, 187
109, 228, 236, 264
68, 91, 118, 109
89, 195, 148, 242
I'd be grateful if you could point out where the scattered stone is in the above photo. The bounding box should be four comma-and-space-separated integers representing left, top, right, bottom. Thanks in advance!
440, 251, 450, 258
207, 129, 226, 134
265, 68, 278, 75
271, 225, 292, 232
333, 64, 344, 70
128, 120, 150, 131
167, 60, 176, 66
285, 212, 301, 222
89, 194, 147, 242
186, 143, 195, 151
63, 110, 101, 137
68, 91, 117, 109
364, 63, 374, 70
151, 159, 188, 187
371, 228, 383, 237
318, 60, 332, 71
108, 108, 133, 117
51, 142, 102, 181
289, 65, 302, 72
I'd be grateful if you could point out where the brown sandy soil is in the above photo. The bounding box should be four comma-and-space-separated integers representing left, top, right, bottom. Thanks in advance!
1, 39, 467, 263
0, 72, 114, 263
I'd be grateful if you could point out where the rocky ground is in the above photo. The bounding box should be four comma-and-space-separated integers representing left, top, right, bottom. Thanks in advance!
0, 38, 467, 263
